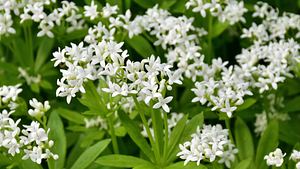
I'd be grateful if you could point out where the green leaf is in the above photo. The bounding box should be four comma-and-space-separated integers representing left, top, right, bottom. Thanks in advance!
118, 110, 154, 162
133, 164, 159, 169
167, 113, 204, 163
126, 36, 155, 58
40, 80, 53, 90
234, 117, 254, 160
95, 155, 153, 168
34, 37, 54, 72
283, 96, 300, 112
124, 0, 131, 9
59, 29, 88, 42
133, 0, 156, 8
255, 121, 279, 169
166, 115, 188, 158
212, 21, 229, 38
171, 0, 187, 13
80, 130, 105, 148
279, 116, 300, 145
151, 109, 164, 156
78, 81, 107, 116
30, 83, 40, 93
165, 161, 207, 169
47, 110, 67, 169
160, 0, 177, 9
70, 139, 111, 169
56, 108, 85, 124
19, 159, 43, 169
236, 98, 257, 111
233, 158, 252, 169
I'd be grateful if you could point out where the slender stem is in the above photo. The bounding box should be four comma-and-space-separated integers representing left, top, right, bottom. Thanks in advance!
206, 14, 214, 63
162, 112, 169, 164
133, 97, 159, 162
108, 114, 119, 154
225, 118, 235, 144
27, 25, 33, 60
151, 109, 161, 164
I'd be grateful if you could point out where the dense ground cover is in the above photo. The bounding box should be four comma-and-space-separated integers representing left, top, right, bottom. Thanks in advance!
1, 0, 300, 169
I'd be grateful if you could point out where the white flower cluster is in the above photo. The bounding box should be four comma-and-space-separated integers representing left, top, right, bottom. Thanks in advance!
192, 38, 300, 117
28, 98, 50, 119
291, 150, 300, 169
0, 110, 58, 164
254, 94, 290, 135
84, 116, 108, 130
141, 112, 184, 138
0, 0, 85, 37
84, 0, 98, 20
96, 5, 206, 82
53, 38, 182, 112
177, 124, 238, 168
242, 2, 300, 43
192, 59, 253, 117
186, 0, 247, 25
53, 6, 201, 113
22, 1, 85, 37
264, 148, 286, 167
0, 84, 22, 110
236, 39, 300, 93
18, 67, 41, 85
254, 111, 267, 135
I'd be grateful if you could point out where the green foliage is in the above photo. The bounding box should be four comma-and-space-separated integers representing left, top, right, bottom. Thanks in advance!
126, 36, 156, 58
95, 154, 154, 168
47, 110, 67, 169
118, 110, 155, 162
255, 121, 279, 169
234, 117, 254, 160
70, 139, 111, 169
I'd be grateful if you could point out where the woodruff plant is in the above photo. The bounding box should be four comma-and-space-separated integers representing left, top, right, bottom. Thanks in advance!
1, 0, 300, 169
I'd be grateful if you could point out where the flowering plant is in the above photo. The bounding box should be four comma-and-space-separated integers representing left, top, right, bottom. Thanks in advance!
1, 0, 300, 169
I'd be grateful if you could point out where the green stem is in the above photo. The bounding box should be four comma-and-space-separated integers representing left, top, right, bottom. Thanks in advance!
151, 109, 162, 164
225, 118, 235, 144
108, 114, 119, 154
162, 112, 169, 164
27, 25, 33, 60
133, 97, 159, 163
206, 14, 214, 63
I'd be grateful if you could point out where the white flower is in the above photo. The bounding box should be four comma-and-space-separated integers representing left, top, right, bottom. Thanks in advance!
28, 98, 50, 118
84, 116, 108, 129
102, 3, 118, 18
297, 162, 300, 169
0, 84, 22, 105
22, 121, 49, 145
177, 124, 237, 167
22, 146, 46, 164
291, 150, 300, 161
219, 1, 247, 25
264, 148, 286, 167
220, 99, 236, 118
84, 0, 99, 20
254, 111, 268, 135
0, 13, 16, 36
153, 96, 173, 112
52, 47, 66, 67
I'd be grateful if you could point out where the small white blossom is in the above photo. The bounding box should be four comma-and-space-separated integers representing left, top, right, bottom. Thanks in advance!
84, 0, 99, 20
291, 150, 300, 161
177, 124, 237, 167
153, 96, 173, 113
264, 148, 286, 167
28, 98, 50, 118
102, 3, 118, 18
